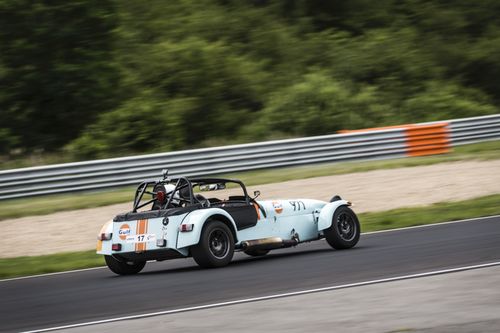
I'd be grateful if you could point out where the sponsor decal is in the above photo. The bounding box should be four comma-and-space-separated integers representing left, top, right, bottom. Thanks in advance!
272, 201, 283, 214
118, 224, 131, 240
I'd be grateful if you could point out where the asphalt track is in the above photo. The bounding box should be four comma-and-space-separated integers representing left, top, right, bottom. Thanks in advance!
1, 216, 499, 333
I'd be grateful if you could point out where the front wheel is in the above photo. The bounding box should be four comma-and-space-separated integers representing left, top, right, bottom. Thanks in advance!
191, 220, 235, 268
104, 255, 146, 275
324, 206, 360, 250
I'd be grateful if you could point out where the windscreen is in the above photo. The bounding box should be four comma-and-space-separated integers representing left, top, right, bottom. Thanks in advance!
194, 181, 247, 202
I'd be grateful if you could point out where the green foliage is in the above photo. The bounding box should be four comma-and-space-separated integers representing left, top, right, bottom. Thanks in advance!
255, 72, 386, 136
0, 0, 120, 151
401, 81, 497, 122
66, 92, 190, 158
1, 0, 500, 161
0, 128, 18, 154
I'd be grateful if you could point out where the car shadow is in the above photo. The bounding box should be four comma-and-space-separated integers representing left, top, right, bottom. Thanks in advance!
125, 245, 368, 278
235, 245, 367, 265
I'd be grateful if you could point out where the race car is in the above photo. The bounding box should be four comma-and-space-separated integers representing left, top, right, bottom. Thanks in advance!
97, 170, 360, 275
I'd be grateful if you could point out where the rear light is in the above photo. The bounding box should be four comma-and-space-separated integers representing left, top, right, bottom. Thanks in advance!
98, 233, 113, 241
179, 224, 194, 232
112, 243, 122, 251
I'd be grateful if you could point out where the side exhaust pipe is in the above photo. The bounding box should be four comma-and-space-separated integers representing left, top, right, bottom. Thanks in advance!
240, 237, 298, 251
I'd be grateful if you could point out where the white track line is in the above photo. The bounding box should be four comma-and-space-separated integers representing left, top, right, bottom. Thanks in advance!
362, 214, 500, 235
0, 266, 107, 282
22, 261, 500, 333
2, 214, 499, 283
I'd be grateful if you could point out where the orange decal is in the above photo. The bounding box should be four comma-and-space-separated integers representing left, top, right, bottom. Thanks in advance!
135, 219, 148, 252
253, 203, 261, 220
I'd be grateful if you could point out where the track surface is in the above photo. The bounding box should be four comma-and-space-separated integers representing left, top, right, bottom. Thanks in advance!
2, 216, 500, 332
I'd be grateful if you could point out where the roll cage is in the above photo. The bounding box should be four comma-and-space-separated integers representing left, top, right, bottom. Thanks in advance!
132, 176, 251, 213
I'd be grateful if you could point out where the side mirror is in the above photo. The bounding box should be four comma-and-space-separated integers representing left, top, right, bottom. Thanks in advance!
253, 190, 261, 199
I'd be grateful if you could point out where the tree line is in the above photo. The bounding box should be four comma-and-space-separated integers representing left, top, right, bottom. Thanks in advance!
0, 0, 499, 161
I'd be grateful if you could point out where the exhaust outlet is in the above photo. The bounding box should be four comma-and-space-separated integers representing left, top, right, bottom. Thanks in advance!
240, 237, 299, 251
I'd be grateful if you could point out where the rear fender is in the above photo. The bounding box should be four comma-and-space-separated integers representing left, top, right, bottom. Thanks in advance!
176, 208, 238, 249
96, 220, 113, 254
317, 200, 351, 231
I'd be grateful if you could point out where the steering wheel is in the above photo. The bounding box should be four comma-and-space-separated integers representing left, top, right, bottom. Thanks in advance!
195, 194, 210, 208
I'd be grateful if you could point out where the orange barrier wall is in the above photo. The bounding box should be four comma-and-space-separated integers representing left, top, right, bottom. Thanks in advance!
340, 122, 451, 157
405, 123, 450, 156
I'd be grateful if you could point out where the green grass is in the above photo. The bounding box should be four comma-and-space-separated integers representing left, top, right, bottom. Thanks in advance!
0, 140, 499, 221
1, 193, 499, 279
0, 250, 104, 279
359, 193, 500, 232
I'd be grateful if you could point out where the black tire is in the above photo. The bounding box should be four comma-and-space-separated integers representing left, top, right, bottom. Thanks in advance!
191, 220, 235, 268
104, 255, 146, 275
244, 249, 270, 257
324, 206, 360, 250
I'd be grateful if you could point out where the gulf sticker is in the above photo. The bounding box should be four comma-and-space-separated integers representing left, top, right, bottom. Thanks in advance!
272, 201, 283, 214
119, 224, 131, 240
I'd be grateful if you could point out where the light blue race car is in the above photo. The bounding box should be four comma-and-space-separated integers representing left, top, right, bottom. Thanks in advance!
97, 170, 360, 275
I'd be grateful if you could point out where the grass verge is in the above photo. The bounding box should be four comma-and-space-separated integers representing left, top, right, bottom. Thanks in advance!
0, 250, 104, 280
358, 193, 500, 232
0, 140, 499, 221
1, 193, 499, 279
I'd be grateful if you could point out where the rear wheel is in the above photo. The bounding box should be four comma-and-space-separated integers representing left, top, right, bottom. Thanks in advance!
324, 206, 360, 249
104, 255, 146, 275
244, 249, 270, 257
191, 220, 235, 268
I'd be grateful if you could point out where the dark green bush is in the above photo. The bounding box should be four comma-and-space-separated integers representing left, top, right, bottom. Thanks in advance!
1, 0, 499, 161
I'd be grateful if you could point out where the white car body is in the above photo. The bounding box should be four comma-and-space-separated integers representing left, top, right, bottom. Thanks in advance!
97, 175, 359, 274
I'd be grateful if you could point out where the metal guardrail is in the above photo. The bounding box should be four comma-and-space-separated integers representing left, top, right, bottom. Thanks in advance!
449, 115, 500, 145
1, 114, 499, 200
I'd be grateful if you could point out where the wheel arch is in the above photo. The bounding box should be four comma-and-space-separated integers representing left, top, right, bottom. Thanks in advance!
176, 208, 238, 249
317, 199, 352, 231
208, 213, 238, 243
